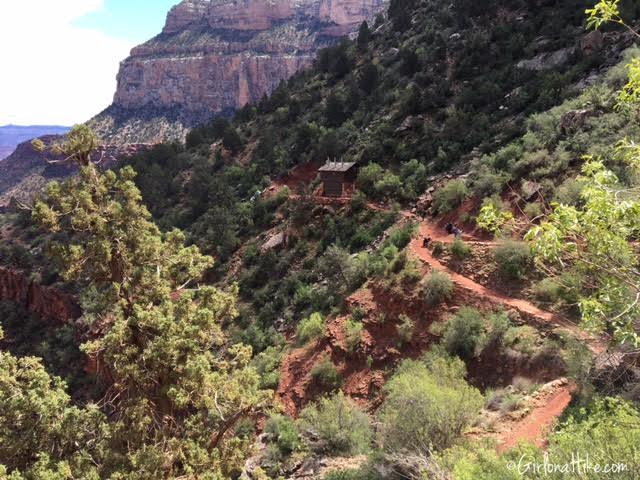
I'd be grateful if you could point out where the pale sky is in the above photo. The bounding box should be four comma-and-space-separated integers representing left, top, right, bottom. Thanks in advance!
0, 0, 177, 126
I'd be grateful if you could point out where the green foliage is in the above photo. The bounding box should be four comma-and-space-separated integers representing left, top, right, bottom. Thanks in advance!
493, 240, 532, 280
477, 198, 514, 236
359, 62, 378, 94
265, 413, 301, 457
378, 353, 483, 455
528, 397, 640, 480
24, 135, 272, 478
223, 126, 244, 153
449, 238, 471, 260
436, 308, 513, 360
344, 318, 364, 352
422, 270, 454, 306
523, 202, 543, 220
32, 124, 98, 167
503, 325, 541, 356
586, 0, 624, 31
316, 245, 368, 296
526, 158, 640, 344
0, 336, 107, 477
441, 397, 640, 479
252, 346, 284, 389
298, 391, 372, 455
432, 180, 468, 215
357, 21, 371, 51
437, 444, 520, 480
0, 301, 93, 400
310, 353, 342, 391
296, 312, 326, 345
396, 314, 415, 344
439, 307, 484, 359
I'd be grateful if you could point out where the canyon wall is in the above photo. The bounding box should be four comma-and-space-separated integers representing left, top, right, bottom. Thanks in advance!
0, 267, 80, 324
91, 0, 388, 143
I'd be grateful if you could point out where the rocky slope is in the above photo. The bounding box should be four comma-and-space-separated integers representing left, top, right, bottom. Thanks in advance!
90, 0, 388, 143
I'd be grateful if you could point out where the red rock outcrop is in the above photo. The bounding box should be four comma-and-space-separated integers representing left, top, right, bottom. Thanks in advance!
0, 267, 80, 324
92, 0, 388, 143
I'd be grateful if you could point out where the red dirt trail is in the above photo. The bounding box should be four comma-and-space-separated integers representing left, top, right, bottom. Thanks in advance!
497, 384, 575, 452
273, 188, 607, 452
409, 221, 606, 356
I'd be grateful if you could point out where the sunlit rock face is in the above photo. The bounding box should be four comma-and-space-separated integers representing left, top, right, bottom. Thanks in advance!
96, 0, 387, 143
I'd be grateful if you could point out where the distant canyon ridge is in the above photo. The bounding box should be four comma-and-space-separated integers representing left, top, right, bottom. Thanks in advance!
90, 0, 388, 144
0, 125, 69, 161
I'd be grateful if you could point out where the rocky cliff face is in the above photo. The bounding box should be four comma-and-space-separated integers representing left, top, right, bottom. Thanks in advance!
91, 0, 387, 143
0, 267, 80, 324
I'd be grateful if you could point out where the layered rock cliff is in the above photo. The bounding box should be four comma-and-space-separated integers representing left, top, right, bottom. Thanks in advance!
91, 0, 388, 143
0, 267, 80, 324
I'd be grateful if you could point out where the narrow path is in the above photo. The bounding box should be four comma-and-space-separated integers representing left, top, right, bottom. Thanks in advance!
408, 221, 607, 356
497, 383, 574, 452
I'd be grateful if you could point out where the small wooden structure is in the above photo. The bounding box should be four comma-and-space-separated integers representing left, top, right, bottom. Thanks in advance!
318, 161, 358, 197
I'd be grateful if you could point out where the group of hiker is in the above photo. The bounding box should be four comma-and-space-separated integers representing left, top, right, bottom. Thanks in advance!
421, 222, 463, 248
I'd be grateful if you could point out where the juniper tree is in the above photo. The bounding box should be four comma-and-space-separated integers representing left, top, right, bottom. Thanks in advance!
12, 125, 273, 478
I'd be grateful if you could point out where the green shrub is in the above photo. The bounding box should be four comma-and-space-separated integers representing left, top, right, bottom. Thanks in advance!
396, 314, 415, 344
298, 392, 372, 455
356, 163, 384, 196
482, 311, 511, 349
503, 326, 540, 356
324, 464, 383, 480
265, 413, 301, 456
523, 202, 543, 220
436, 445, 519, 480
432, 241, 445, 256
476, 198, 514, 236
449, 238, 471, 260
500, 393, 525, 413
440, 307, 484, 359
544, 398, 640, 477
344, 318, 364, 352
386, 222, 417, 249
493, 240, 532, 280
432, 180, 468, 214
296, 312, 325, 345
311, 354, 342, 391
533, 273, 580, 305
378, 354, 483, 455
552, 177, 584, 206
251, 346, 283, 389
422, 270, 454, 306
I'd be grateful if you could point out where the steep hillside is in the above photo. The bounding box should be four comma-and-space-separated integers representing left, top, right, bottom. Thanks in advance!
1, 0, 640, 478
89, 0, 389, 144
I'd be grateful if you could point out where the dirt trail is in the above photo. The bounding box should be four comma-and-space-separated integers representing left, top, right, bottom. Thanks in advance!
497, 382, 575, 452
408, 221, 606, 356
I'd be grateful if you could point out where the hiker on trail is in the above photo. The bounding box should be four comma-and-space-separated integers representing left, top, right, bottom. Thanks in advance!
445, 222, 453, 234
422, 236, 432, 248
452, 226, 463, 238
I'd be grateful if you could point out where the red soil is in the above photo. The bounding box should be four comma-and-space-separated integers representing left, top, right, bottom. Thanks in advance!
275, 194, 607, 452
497, 383, 575, 452
409, 221, 606, 356
267, 162, 320, 195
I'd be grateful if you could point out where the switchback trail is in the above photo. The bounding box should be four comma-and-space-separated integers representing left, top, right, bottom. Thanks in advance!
408, 220, 607, 356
